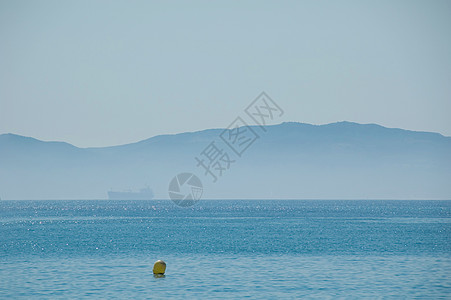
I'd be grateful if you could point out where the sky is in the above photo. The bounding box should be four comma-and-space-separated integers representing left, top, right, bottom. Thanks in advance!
0, 0, 450, 147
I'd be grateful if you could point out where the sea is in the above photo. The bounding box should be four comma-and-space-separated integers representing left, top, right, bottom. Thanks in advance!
1, 200, 450, 299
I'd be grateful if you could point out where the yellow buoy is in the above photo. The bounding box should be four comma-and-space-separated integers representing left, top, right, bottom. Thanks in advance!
153, 260, 166, 275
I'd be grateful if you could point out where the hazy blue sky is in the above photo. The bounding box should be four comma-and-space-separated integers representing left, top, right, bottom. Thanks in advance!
1, 0, 450, 147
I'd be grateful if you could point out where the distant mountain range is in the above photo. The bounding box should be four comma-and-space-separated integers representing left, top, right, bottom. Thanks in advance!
1, 122, 450, 200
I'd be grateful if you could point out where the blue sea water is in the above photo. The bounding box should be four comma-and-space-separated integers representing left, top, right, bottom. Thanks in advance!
1, 200, 450, 299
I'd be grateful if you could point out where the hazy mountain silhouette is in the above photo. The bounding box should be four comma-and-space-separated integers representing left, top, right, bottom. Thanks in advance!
1, 122, 450, 200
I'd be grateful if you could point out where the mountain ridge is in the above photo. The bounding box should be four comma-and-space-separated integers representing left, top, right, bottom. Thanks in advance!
1, 121, 449, 150
1, 121, 450, 200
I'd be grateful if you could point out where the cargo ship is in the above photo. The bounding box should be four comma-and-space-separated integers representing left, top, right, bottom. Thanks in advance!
107, 187, 154, 200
